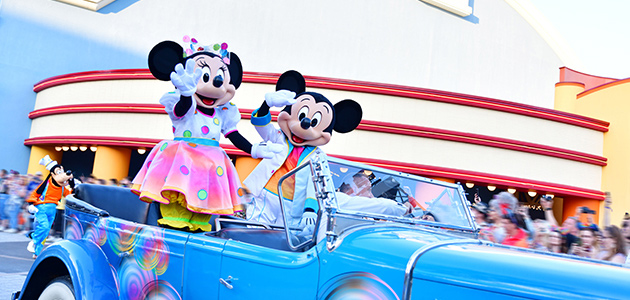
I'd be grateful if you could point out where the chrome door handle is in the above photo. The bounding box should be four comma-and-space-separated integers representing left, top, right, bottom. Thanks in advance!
219, 276, 233, 289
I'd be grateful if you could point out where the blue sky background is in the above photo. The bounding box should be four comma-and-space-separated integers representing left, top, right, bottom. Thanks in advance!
530, 0, 630, 79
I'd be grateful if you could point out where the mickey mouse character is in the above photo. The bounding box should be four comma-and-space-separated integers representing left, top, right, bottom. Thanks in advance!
243, 70, 362, 227
27, 155, 76, 258
132, 36, 281, 231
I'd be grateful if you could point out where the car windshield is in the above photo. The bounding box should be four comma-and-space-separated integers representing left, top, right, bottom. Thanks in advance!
327, 156, 474, 228
277, 152, 476, 249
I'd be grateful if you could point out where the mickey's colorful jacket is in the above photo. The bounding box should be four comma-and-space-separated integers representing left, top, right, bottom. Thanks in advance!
243, 108, 320, 226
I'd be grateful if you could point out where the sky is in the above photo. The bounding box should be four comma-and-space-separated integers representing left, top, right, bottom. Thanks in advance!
529, 0, 630, 79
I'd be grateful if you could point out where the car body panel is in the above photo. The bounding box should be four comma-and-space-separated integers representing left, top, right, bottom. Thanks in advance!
63, 207, 191, 299
18, 239, 118, 300
14, 153, 630, 300
218, 240, 319, 298
182, 234, 227, 299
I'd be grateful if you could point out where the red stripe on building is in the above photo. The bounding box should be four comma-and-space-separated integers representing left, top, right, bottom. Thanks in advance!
33, 69, 609, 132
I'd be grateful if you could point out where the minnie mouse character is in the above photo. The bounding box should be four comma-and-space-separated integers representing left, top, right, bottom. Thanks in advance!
132, 36, 281, 231
27, 155, 77, 258
243, 70, 362, 227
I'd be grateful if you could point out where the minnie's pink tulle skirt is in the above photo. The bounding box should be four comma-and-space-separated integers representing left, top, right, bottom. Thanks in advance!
131, 140, 244, 215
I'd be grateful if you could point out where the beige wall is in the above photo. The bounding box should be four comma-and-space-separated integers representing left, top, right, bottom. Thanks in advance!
30, 78, 605, 194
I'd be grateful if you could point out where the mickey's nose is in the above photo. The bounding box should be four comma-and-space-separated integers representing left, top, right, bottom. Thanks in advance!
213, 75, 224, 88
300, 118, 312, 129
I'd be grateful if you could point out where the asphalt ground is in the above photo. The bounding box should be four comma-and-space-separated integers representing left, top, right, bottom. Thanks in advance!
0, 232, 36, 299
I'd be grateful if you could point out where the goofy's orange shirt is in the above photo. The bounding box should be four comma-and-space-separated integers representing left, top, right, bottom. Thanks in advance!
28, 178, 71, 206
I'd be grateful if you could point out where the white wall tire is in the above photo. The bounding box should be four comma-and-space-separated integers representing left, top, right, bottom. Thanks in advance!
38, 276, 75, 300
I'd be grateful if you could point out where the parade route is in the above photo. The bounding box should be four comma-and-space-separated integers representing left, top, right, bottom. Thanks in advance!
0, 232, 34, 299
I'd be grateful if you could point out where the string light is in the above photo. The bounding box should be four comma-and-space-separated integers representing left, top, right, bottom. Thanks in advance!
487, 185, 496, 191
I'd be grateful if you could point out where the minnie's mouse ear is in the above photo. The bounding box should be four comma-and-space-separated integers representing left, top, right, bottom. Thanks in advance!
148, 41, 185, 81
333, 100, 362, 133
276, 70, 306, 94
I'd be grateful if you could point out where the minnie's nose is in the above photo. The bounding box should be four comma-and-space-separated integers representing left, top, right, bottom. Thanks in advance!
213, 75, 224, 88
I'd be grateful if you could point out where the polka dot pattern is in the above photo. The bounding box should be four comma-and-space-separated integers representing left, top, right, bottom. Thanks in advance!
201, 126, 209, 135
160, 143, 168, 151
180, 166, 189, 175
198, 190, 208, 200
187, 143, 197, 148
213, 118, 220, 125
183, 130, 192, 138
216, 166, 224, 177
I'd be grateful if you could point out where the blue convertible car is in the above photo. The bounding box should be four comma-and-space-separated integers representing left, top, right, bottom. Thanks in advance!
12, 151, 630, 299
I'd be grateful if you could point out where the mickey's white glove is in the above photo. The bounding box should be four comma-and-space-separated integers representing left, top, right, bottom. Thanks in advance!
299, 211, 318, 227
264, 90, 297, 107
28, 205, 38, 214
251, 142, 284, 159
170, 59, 202, 97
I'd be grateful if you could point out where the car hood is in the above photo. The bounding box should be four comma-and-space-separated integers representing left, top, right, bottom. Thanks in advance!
330, 224, 630, 300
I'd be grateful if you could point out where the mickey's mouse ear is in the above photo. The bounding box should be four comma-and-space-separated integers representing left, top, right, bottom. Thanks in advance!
276, 70, 306, 94
333, 100, 362, 133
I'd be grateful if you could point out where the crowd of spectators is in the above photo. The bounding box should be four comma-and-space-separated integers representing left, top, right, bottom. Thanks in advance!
472, 191, 629, 265
2, 166, 628, 266
0, 169, 132, 239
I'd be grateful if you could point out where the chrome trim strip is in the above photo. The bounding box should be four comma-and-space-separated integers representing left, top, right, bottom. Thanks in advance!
402, 239, 485, 300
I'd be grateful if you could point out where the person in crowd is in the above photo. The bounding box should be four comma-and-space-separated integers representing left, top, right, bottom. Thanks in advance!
344, 171, 374, 198
540, 196, 580, 251
500, 211, 529, 248
622, 213, 630, 264
485, 192, 517, 243
597, 225, 627, 264
547, 228, 565, 253
119, 177, 132, 188
26, 172, 43, 194
470, 202, 489, 228
97, 179, 107, 185
108, 178, 119, 186
420, 211, 438, 222
571, 226, 600, 259
4, 174, 27, 233
0, 169, 8, 231
531, 219, 551, 251
516, 204, 536, 244
86, 174, 97, 184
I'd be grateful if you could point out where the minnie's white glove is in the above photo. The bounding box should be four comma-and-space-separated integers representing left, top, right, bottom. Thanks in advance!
264, 90, 297, 108
170, 59, 202, 97
251, 142, 284, 159
28, 205, 38, 214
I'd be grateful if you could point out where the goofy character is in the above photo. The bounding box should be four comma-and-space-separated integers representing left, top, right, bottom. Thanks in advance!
27, 155, 76, 258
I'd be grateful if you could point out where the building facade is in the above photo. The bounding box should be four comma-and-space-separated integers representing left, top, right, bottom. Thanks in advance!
2, 0, 627, 223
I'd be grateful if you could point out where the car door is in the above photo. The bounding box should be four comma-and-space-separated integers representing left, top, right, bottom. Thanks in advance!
218, 240, 319, 299
181, 233, 229, 299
